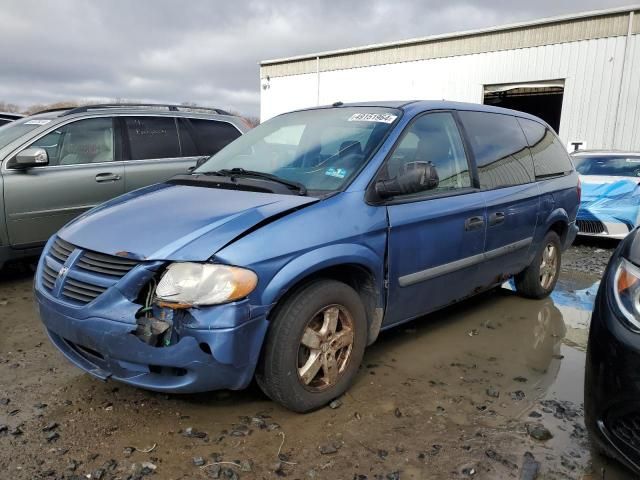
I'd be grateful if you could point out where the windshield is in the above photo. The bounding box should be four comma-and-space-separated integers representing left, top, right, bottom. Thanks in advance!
0, 117, 49, 148
196, 107, 401, 192
574, 155, 640, 178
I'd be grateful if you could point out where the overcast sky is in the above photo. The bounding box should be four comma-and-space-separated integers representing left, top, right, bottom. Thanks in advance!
0, 0, 632, 116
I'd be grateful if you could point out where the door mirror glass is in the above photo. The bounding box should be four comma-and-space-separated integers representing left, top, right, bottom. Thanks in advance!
13, 148, 49, 168
376, 161, 439, 198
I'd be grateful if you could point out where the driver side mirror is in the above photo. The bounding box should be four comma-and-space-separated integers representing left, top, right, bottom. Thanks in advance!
12, 148, 49, 169
375, 161, 439, 199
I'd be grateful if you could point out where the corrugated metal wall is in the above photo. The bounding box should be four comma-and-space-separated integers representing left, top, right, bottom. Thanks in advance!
262, 12, 631, 77
261, 33, 640, 151
615, 34, 640, 149
260, 10, 640, 151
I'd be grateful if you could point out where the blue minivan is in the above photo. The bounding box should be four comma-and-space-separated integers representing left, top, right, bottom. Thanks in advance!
35, 101, 579, 412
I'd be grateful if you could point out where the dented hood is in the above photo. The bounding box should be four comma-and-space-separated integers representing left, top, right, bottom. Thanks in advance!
58, 183, 317, 261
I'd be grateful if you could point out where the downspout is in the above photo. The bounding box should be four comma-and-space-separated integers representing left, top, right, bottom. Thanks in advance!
316, 56, 320, 106
611, 11, 634, 149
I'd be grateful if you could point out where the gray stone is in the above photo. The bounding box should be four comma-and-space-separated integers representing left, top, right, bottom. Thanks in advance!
527, 424, 553, 441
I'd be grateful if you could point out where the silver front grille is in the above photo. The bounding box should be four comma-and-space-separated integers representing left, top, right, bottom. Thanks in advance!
577, 219, 606, 235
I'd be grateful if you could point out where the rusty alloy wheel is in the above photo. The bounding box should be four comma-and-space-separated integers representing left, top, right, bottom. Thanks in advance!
297, 304, 355, 391
539, 243, 558, 290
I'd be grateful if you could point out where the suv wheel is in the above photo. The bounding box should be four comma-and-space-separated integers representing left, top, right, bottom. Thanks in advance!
515, 231, 561, 299
256, 279, 367, 412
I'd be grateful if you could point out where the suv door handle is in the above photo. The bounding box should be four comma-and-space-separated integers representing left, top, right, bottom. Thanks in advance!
95, 172, 122, 183
489, 212, 505, 226
464, 216, 485, 231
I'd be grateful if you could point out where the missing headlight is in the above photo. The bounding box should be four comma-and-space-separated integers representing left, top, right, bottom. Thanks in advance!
134, 275, 176, 347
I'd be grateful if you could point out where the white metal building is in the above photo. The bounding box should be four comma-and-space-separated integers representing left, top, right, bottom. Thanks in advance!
260, 6, 640, 151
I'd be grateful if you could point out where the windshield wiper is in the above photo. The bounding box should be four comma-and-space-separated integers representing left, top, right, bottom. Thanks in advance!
201, 168, 307, 195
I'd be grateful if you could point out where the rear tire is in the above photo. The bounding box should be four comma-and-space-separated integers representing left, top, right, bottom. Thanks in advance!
256, 279, 367, 413
515, 231, 561, 299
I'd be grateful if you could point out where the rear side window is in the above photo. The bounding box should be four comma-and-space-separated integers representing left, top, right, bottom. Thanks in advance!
124, 117, 180, 160
186, 119, 241, 156
518, 118, 573, 178
458, 111, 534, 189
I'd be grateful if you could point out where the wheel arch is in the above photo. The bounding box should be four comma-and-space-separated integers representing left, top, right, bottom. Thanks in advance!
261, 244, 385, 345
543, 208, 570, 245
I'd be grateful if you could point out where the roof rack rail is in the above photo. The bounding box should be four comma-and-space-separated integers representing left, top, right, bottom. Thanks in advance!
60, 103, 231, 117
33, 107, 79, 115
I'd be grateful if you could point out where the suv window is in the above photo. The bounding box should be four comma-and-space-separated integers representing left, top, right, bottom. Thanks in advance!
518, 118, 573, 178
574, 155, 640, 177
458, 111, 534, 189
124, 117, 180, 160
383, 112, 471, 196
182, 119, 242, 157
30, 118, 114, 166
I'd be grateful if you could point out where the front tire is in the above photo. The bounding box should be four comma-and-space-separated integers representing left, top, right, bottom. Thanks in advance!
256, 279, 367, 413
515, 231, 562, 299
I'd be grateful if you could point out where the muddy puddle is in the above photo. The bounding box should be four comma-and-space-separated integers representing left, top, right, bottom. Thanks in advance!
0, 259, 635, 479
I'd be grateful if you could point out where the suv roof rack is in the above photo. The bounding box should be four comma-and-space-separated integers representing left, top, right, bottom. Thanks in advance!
32, 107, 78, 115
59, 103, 231, 117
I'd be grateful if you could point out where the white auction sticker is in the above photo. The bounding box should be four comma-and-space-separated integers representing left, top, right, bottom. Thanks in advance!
24, 119, 51, 125
348, 113, 397, 124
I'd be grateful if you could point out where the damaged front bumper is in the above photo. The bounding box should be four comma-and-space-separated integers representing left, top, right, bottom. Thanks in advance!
34, 241, 269, 393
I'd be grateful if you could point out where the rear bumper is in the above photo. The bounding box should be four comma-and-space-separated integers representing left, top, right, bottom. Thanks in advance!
36, 288, 268, 393
564, 221, 579, 249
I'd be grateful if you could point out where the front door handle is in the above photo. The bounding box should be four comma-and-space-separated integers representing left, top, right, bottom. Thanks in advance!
489, 212, 505, 226
95, 172, 122, 183
464, 216, 485, 231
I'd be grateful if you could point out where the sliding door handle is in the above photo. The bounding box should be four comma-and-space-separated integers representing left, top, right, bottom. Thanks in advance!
465, 216, 485, 231
489, 212, 505, 226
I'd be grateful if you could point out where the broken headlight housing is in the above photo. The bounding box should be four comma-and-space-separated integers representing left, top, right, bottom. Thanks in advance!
155, 263, 257, 308
613, 258, 640, 331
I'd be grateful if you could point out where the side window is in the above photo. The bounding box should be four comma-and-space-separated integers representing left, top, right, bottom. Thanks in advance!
124, 117, 180, 160
177, 119, 198, 157
458, 111, 534, 189
383, 112, 471, 196
187, 119, 242, 156
518, 118, 573, 178
29, 118, 114, 166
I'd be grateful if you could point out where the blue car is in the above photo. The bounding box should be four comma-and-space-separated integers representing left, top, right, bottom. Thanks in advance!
34, 101, 580, 412
573, 151, 640, 239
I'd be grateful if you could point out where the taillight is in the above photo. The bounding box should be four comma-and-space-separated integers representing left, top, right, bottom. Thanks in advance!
577, 176, 581, 202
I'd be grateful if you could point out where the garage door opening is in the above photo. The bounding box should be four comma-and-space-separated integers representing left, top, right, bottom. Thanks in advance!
483, 80, 564, 133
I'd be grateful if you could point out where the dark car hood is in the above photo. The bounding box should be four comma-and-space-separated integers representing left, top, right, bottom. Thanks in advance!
59, 183, 317, 261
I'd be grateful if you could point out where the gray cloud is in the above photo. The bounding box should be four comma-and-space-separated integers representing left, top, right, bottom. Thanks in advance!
0, 0, 630, 116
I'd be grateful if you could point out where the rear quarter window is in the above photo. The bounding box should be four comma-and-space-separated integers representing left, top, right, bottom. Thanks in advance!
186, 119, 242, 156
518, 118, 573, 178
124, 116, 180, 160
458, 111, 534, 189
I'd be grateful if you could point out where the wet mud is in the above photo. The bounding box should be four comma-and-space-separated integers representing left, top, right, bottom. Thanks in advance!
0, 243, 634, 479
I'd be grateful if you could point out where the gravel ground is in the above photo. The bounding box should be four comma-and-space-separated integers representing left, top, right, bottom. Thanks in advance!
562, 238, 618, 277
0, 238, 631, 480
